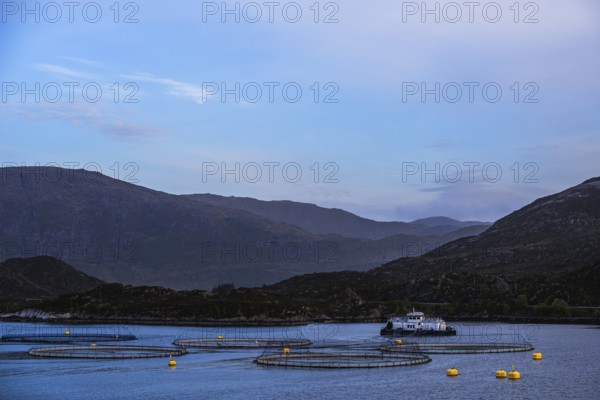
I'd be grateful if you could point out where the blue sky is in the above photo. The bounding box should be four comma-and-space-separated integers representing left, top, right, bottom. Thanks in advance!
1, 0, 599, 222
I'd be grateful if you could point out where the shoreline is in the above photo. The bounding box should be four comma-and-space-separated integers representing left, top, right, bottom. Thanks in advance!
1, 315, 598, 327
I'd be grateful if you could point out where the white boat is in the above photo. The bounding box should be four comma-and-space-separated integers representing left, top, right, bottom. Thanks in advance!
380, 309, 456, 336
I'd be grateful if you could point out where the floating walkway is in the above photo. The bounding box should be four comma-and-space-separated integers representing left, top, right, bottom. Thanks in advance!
380, 342, 534, 354
255, 352, 431, 369
28, 345, 187, 359
173, 338, 312, 349
1, 334, 137, 344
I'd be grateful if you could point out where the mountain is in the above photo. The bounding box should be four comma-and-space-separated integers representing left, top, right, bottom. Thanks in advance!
29, 178, 600, 322
0, 256, 105, 301
411, 216, 491, 228
0, 167, 485, 290
186, 194, 490, 240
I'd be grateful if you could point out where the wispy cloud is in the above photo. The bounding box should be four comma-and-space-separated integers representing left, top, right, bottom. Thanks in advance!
126, 73, 208, 104
4, 101, 163, 143
13, 61, 163, 142
35, 63, 95, 80
100, 121, 164, 142
61, 56, 104, 69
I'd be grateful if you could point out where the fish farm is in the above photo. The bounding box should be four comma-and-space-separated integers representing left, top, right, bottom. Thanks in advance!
28, 345, 187, 359
255, 352, 432, 369
173, 338, 312, 349
380, 342, 534, 354
1, 333, 137, 343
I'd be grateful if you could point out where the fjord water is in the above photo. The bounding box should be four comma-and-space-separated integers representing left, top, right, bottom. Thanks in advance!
1, 322, 598, 400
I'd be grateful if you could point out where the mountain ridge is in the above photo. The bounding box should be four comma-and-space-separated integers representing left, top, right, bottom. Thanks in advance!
185, 193, 490, 240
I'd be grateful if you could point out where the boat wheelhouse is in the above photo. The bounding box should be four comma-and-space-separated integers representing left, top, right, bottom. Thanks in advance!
380, 309, 456, 336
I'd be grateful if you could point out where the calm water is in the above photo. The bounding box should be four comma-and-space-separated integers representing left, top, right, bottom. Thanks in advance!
0, 322, 598, 400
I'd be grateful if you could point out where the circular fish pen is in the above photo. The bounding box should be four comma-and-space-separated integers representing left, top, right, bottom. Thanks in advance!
173, 338, 312, 349
380, 342, 534, 354
255, 352, 431, 369
28, 345, 187, 359
1, 334, 137, 344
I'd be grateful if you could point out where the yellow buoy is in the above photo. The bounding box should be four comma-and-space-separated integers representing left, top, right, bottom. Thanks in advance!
395, 339, 403, 345
283, 348, 290, 355
532, 352, 542, 360
168, 355, 176, 367
496, 369, 507, 379
64, 330, 70, 335
90, 343, 96, 347
508, 364, 520, 380
217, 335, 223, 340
446, 367, 458, 377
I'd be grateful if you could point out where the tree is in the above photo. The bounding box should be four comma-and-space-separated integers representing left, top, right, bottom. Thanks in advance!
515, 294, 528, 309
211, 283, 235, 295
551, 298, 568, 308
550, 298, 569, 317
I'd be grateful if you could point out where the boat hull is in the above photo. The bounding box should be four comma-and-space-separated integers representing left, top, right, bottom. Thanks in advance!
380, 327, 457, 337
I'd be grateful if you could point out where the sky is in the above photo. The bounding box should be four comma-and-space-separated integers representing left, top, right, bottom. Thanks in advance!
1, 0, 599, 222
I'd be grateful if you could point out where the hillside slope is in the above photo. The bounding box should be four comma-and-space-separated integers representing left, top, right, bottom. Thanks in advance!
0, 256, 105, 300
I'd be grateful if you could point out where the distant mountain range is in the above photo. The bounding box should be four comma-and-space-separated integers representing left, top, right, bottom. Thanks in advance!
0, 167, 488, 289
4, 177, 599, 322
410, 216, 489, 228
186, 194, 490, 239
